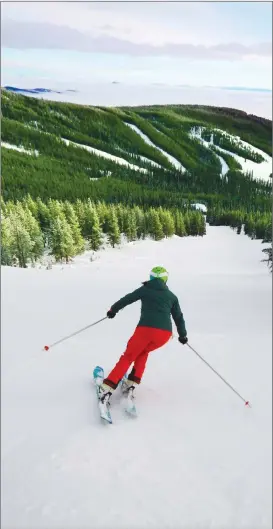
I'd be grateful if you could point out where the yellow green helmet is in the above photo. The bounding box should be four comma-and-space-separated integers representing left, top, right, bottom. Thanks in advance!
150, 266, 169, 283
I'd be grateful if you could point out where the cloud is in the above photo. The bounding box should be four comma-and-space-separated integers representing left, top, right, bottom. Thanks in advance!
2, 19, 271, 61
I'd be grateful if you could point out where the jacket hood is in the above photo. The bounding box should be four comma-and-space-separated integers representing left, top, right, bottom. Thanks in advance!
142, 279, 168, 291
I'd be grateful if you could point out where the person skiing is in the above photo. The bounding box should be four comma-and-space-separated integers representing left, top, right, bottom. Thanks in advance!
98, 266, 188, 404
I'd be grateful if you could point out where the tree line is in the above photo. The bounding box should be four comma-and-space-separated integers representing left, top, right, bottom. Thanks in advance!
2, 143, 271, 215
1, 197, 206, 268
207, 207, 271, 241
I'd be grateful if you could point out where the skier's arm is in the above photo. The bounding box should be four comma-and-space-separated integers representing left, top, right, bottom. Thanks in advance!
171, 298, 187, 338
110, 287, 144, 314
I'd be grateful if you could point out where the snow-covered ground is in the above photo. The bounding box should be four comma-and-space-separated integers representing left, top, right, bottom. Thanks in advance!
125, 122, 186, 172
139, 155, 162, 168
192, 202, 208, 213
1, 141, 39, 157
190, 127, 272, 182
61, 138, 148, 174
214, 128, 272, 182
1, 226, 272, 529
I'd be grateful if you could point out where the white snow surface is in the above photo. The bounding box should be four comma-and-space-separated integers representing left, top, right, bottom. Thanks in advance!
2, 226, 272, 529
125, 122, 186, 172
191, 202, 208, 213
139, 155, 162, 168
61, 138, 148, 173
1, 141, 39, 157
214, 128, 272, 182
190, 127, 272, 182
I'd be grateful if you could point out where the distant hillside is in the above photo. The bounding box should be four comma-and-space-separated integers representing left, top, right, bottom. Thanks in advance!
1, 89, 272, 268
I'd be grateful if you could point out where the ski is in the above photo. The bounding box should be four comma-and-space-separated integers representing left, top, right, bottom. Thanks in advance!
120, 375, 137, 417
124, 388, 137, 416
93, 367, 137, 422
93, 366, 112, 424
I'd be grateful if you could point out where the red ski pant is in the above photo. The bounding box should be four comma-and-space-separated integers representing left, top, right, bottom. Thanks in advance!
104, 326, 172, 388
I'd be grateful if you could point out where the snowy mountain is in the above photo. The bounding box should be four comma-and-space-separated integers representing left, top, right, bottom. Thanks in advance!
2, 225, 272, 529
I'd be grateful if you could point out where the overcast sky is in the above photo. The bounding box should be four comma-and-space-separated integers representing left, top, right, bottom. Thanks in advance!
2, 1, 272, 113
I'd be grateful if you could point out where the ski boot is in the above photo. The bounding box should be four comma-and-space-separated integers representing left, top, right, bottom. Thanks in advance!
98, 382, 113, 405
121, 377, 137, 415
121, 377, 137, 396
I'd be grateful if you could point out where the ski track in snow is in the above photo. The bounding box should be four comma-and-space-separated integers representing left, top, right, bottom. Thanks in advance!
190, 127, 272, 182
1, 141, 39, 157
61, 138, 148, 174
2, 226, 272, 529
124, 122, 186, 172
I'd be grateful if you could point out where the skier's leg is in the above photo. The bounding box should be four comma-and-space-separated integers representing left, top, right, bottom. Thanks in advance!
103, 326, 151, 389
128, 328, 172, 383
128, 351, 149, 384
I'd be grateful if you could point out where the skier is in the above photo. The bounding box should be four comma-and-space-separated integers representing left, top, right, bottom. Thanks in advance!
98, 266, 188, 404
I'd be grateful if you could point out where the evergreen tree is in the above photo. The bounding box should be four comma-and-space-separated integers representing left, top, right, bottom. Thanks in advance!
36, 198, 51, 234
189, 212, 201, 236
5, 210, 34, 268
21, 205, 44, 261
62, 201, 85, 254
115, 204, 126, 234
196, 213, 206, 236
183, 212, 191, 235
263, 222, 272, 243
148, 209, 164, 241
107, 208, 121, 247
1, 196, 6, 215
158, 208, 175, 237
124, 208, 138, 242
22, 194, 39, 219
174, 210, 187, 237
133, 206, 145, 239
244, 213, 256, 239
48, 216, 76, 262
1, 216, 13, 265
73, 199, 86, 232
82, 202, 103, 250
96, 201, 109, 233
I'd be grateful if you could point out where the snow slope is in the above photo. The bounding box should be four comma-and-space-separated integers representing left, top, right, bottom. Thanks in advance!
125, 122, 186, 172
1, 141, 39, 157
61, 138, 148, 173
189, 128, 229, 177
190, 127, 272, 182
1, 226, 272, 529
214, 128, 272, 182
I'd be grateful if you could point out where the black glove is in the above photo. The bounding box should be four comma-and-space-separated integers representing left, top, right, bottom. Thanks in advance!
107, 310, 116, 319
179, 336, 188, 345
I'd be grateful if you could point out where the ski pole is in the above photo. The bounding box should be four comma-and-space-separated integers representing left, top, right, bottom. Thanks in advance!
187, 343, 251, 407
43, 317, 108, 351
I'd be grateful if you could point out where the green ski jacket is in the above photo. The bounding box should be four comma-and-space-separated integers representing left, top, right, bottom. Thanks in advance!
110, 279, 187, 338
